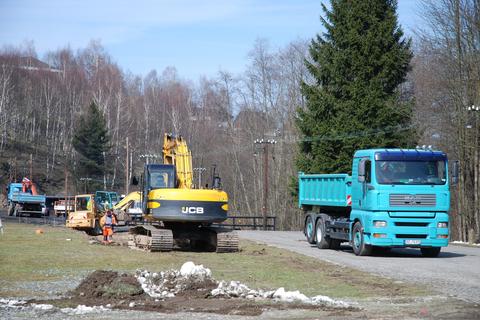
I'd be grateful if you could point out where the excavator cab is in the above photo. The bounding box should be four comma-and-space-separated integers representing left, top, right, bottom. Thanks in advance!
145, 164, 176, 189
142, 164, 176, 215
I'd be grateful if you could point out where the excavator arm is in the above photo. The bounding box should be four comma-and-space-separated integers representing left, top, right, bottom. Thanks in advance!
113, 191, 141, 211
163, 134, 193, 189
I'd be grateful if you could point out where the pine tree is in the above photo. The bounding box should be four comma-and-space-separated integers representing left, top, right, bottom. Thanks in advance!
296, 0, 413, 174
72, 102, 110, 182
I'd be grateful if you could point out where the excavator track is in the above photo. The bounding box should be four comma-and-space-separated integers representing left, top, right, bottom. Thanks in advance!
129, 225, 173, 252
214, 229, 239, 253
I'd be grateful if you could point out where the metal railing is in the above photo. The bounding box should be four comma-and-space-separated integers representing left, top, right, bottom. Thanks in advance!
214, 215, 276, 231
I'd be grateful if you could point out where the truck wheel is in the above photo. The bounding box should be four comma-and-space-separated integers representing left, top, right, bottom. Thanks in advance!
330, 239, 342, 250
352, 222, 372, 256
305, 215, 316, 244
420, 247, 441, 257
8, 203, 14, 216
13, 204, 20, 217
315, 217, 331, 249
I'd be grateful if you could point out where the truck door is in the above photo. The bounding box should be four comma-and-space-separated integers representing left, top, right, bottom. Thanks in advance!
352, 157, 373, 210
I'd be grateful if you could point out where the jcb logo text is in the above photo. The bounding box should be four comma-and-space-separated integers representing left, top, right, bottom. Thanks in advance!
181, 207, 204, 214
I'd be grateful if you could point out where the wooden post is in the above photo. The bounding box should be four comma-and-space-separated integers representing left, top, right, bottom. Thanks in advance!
29, 154, 33, 179
64, 156, 68, 217
126, 137, 129, 195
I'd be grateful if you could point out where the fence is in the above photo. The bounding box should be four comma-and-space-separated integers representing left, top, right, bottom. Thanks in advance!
214, 215, 276, 231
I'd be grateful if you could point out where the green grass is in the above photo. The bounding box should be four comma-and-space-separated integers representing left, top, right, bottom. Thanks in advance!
0, 222, 428, 299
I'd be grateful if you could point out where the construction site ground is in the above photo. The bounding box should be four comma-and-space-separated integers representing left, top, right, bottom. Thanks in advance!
1, 220, 479, 319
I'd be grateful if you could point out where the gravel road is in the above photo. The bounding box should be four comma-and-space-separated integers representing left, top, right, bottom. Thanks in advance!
238, 231, 480, 303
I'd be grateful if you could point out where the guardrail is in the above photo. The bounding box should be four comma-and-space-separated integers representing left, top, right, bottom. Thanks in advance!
214, 215, 276, 231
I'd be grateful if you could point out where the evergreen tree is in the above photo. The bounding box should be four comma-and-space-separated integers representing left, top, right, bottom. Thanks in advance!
72, 102, 110, 182
296, 0, 413, 174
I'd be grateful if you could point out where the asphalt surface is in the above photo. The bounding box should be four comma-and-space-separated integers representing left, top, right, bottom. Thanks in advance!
238, 230, 480, 303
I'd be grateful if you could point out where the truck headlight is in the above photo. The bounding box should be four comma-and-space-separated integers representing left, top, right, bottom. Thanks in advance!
373, 220, 387, 228
437, 222, 448, 228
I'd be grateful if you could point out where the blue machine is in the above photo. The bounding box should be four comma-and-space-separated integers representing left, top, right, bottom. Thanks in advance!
299, 148, 456, 257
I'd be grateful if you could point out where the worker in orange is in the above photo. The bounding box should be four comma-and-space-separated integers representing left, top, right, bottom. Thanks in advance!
100, 210, 117, 243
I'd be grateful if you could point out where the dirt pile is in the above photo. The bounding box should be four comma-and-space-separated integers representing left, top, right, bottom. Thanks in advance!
73, 270, 144, 300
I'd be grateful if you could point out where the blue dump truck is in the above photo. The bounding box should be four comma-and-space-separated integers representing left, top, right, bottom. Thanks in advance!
299, 148, 457, 257
6, 182, 46, 217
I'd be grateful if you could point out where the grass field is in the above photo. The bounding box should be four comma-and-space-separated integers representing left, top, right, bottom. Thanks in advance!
0, 222, 428, 299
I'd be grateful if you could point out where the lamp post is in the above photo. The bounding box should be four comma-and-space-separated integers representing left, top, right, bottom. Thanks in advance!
139, 154, 160, 165
79, 177, 92, 193
193, 167, 207, 188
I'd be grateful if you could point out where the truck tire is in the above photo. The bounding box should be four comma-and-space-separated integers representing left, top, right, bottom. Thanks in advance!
352, 222, 372, 256
305, 215, 316, 244
315, 217, 331, 249
330, 239, 342, 250
13, 204, 21, 217
8, 203, 14, 216
420, 247, 441, 257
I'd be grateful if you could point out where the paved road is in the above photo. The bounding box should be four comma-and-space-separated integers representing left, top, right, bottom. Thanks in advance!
238, 231, 480, 303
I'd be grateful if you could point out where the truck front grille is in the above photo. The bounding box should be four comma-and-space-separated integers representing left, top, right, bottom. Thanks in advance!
389, 194, 436, 207
396, 234, 427, 239
394, 222, 429, 227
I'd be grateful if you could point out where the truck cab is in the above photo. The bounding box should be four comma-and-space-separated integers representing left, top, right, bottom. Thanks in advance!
351, 149, 450, 255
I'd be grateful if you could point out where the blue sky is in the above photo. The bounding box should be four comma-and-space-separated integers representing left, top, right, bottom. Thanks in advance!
0, 0, 423, 80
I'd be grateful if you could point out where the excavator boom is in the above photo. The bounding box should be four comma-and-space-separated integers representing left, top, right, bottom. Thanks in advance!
163, 134, 193, 189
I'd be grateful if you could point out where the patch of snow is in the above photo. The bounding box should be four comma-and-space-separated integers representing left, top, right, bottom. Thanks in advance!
136, 262, 214, 299
137, 262, 350, 308
212, 281, 349, 307
60, 304, 109, 315
0, 298, 27, 309
180, 261, 212, 278
32, 303, 54, 310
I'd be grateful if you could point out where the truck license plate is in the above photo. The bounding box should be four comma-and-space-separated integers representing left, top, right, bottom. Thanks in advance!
405, 239, 421, 245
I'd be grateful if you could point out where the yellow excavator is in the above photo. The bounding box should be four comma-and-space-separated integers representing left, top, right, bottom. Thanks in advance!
129, 134, 239, 253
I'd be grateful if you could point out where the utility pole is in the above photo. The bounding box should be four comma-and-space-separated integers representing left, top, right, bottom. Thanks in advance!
193, 167, 206, 188
126, 137, 129, 195
64, 154, 69, 217
14, 157, 17, 182
29, 154, 33, 179
254, 138, 277, 230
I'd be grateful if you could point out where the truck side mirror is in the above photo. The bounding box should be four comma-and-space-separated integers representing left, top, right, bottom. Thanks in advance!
358, 160, 366, 183
452, 160, 459, 185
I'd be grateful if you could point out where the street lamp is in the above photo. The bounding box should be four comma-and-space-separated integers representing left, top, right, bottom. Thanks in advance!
193, 167, 207, 188
139, 154, 160, 165
79, 177, 92, 193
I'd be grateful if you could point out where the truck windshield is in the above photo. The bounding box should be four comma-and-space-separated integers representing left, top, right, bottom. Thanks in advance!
375, 160, 446, 185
